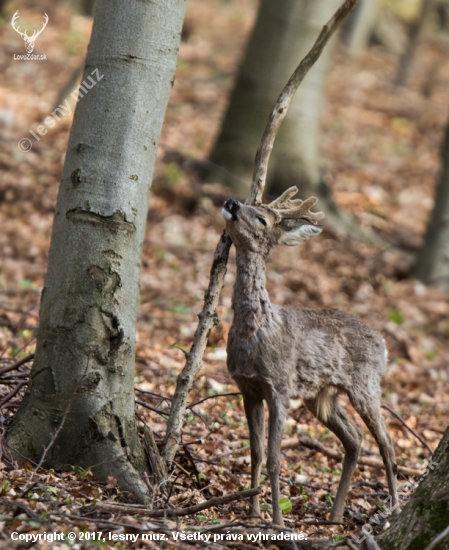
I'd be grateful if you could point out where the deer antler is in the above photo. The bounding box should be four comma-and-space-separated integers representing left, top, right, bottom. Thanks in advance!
267, 186, 325, 225
11, 11, 27, 39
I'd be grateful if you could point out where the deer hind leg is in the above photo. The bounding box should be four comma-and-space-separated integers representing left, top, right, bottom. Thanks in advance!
305, 394, 362, 522
350, 392, 400, 515
266, 397, 287, 526
242, 394, 265, 516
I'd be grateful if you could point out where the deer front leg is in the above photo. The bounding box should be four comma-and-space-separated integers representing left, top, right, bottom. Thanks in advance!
243, 394, 265, 516
266, 399, 287, 526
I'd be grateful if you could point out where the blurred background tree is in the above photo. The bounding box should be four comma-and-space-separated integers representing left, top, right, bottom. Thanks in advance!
204, 0, 343, 220
414, 118, 449, 293
344, 0, 380, 55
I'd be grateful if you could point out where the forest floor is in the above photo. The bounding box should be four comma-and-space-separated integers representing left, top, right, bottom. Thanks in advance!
1, 0, 449, 548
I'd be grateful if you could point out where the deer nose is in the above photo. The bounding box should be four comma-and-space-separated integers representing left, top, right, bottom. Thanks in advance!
225, 199, 240, 213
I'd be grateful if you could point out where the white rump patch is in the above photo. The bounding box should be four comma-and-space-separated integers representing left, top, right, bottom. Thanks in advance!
316, 386, 338, 422
383, 338, 389, 363
222, 208, 233, 221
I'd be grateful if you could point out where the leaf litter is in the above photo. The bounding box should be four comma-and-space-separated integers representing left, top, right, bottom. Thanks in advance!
1, 0, 449, 547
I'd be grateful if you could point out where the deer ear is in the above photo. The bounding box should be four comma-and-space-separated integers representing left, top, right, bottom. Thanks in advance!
279, 224, 322, 246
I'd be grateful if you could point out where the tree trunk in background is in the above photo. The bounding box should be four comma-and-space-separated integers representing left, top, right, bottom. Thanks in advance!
413, 120, 449, 293
7, 0, 186, 501
396, 0, 435, 87
208, 0, 340, 207
344, 0, 380, 55
376, 428, 449, 549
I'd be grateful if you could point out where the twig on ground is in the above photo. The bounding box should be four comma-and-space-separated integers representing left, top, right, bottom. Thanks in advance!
0, 497, 40, 522
0, 353, 35, 376
188, 392, 240, 409
281, 434, 424, 477
382, 404, 433, 454
0, 381, 26, 408
181, 442, 201, 483
95, 487, 261, 518
54, 513, 180, 542
135, 387, 172, 403
136, 400, 170, 417
173, 460, 193, 478
302, 519, 346, 526
161, 0, 359, 468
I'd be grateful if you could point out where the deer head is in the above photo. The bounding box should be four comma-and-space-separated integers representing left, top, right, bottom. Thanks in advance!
11, 11, 49, 54
222, 187, 324, 254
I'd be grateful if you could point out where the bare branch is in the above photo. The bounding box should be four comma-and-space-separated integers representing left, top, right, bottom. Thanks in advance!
160, 0, 358, 468
281, 434, 424, 477
246, 0, 359, 206
161, 232, 231, 464
0, 353, 35, 376
382, 404, 433, 455
94, 487, 261, 518
0, 381, 26, 408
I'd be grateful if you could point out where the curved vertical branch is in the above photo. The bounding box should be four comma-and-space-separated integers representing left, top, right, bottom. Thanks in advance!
161, 0, 359, 467
246, 0, 359, 206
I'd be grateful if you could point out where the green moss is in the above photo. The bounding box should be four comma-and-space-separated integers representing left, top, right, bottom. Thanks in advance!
405, 532, 433, 550
428, 501, 449, 533
405, 501, 449, 550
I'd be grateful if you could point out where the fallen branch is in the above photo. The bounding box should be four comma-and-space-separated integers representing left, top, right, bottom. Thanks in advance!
136, 400, 170, 417
281, 434, 424, 477
381, 404, 433, 455
94, 487, 261, 518
0, 353, 34, 376
0, 497, 40, 522
161, 0, 359, 468
0, 381, 26, 408
189, 392, 240, 409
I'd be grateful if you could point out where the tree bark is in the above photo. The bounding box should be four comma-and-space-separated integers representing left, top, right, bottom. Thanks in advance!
375, 428, 449, 550
413, 119, 449, 294
207, 0, 340, 205
7, 0, 186, 501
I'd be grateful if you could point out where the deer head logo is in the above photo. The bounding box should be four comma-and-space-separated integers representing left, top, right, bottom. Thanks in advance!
11, 11, 49, 54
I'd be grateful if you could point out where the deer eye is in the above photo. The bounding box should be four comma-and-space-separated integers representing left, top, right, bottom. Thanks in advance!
256, 216, 267, 227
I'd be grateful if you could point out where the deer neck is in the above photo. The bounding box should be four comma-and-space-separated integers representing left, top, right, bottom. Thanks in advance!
232, 248, 275, 337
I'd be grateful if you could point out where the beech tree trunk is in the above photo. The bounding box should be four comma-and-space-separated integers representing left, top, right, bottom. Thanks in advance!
376, 427, 449, 549
7, 0, 186, 501
413, 120, 449, 294
208, 0, 340, 204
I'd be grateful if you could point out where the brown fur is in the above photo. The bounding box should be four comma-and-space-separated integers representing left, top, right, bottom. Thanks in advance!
222, 197, 399, 526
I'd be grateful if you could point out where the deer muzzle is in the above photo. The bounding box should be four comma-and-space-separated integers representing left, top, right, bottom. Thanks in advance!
223, 199, 240, 221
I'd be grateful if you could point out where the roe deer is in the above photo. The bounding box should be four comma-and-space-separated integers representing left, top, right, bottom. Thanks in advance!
222, 187, 399, 526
